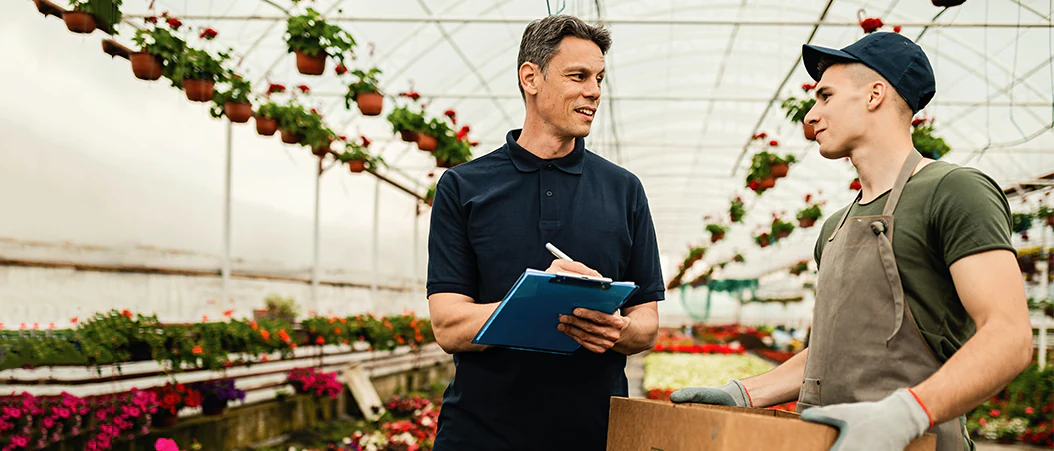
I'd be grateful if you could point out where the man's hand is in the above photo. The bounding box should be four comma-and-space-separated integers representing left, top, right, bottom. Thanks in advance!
800, 389, 931, 451
545, 259, 602, 277
558, 307, 629, 354
669, 379, 752, 407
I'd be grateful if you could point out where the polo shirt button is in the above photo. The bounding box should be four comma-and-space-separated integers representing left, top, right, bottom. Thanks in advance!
546, 190, 553, 197
546, 164, 554, 170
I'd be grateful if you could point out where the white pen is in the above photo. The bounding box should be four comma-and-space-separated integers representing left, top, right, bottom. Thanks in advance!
545, 242, 573, 262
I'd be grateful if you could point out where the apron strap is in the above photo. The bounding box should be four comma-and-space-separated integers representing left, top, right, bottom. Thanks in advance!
826, 192, 862, 243
882, 151, 923, 216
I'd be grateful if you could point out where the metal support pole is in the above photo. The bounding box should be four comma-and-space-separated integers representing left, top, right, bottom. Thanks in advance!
371, 179, 381, 306
311, 159, 322, 312
1040, 224, 1049, 369
413, 202, 421, 301
221, 122, 233, 306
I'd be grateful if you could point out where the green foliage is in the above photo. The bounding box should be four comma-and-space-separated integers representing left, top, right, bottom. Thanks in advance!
210, 72, 253, 118
1013, 213, 1034, 234
780, 97, 815, 124
68, 0, 123, 33
387, 106, 427, 134
344, 67, 383, 109
729, 197, 746, 223
174, 47, 231, 83
285, 8, 356, 65
256, 101, 284, 120
911, 123, 951, 160
705, 223, 728, 236
796, 204, 823, 221
131, 26, 186, 88
770, 218, 796, 238
337, 141, 385, 171
263, 294, 300, 321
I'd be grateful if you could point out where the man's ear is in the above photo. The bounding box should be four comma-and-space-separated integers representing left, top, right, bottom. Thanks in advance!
520, 62, 540, 97
867, 81, 887, 112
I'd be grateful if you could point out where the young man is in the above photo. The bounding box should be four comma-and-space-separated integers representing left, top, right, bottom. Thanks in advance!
671, 32, 1033, 451
426, 15, 664, 451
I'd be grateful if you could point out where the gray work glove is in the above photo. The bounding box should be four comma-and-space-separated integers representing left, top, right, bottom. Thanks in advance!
668, 379, 752, 407
801, 389, 930, 451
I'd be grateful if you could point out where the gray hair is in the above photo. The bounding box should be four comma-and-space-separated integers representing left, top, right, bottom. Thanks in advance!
517, 15, 612, 100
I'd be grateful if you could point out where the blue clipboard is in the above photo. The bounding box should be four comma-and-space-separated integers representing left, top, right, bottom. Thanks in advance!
472, 269, 640, 354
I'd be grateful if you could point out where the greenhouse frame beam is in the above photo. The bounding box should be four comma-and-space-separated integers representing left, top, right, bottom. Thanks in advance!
122, 14, 1054, 28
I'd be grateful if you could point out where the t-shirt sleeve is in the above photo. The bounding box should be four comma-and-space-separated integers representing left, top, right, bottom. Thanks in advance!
622, 189, 665, 308
931, 167, 1015, 266
426, 172, 479, 300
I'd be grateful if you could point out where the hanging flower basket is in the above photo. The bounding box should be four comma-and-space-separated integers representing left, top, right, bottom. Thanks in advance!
755, 233, 771, 248
759, 177, 776, 190
129, 52, 163, 81
798, 217, 816, 228
399, 130, 419, 142
348, 159, 366, 173
355, 92, 384, 116
295, 50, 327, 76
255, 116, 278, 136
417, 134, 438, 152
224, 102, 253, 123
769, 163, 789, 178
280, 129, 302, 144
63, 10, 96, 34
183, 79, 215, 102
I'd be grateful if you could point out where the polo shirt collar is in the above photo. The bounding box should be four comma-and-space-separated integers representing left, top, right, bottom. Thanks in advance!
505, 129, 585, 175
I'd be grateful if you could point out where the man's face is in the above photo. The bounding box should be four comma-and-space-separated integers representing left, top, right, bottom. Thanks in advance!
804, 64, 870, 160
532, 36, 605, 138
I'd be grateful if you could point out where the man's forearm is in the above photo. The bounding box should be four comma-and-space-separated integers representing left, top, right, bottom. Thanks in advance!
428, 294, 499, 354
912, 319, 1033, 424
742, 348, 809, 407
613, 306, 658, 355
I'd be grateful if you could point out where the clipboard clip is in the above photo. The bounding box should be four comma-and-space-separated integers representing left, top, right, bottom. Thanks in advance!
550, 272, 613, 290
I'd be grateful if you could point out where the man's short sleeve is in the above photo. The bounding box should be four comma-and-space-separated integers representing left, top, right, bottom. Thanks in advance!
426, 172, 479, 300
622, 191, 665, 308
932, 168, 1015, 266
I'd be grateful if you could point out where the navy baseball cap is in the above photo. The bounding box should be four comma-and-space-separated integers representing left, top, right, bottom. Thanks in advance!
802, 32, 935, 114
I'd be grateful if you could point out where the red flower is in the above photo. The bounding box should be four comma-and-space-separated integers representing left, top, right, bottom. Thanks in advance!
748, 180, 760, 191
199, 28, 218, 40
145, 16, 158, 24
849, 179, 862, 191
310, 108, 318, 115
860, 17, 884, 33
192, 346, 203, 355
335, 64, 348, 75
316, 337, 326, 345
223, 309, 233, 317
202, 315, 208, 322
753, 132, 768, 140
279, 329, 291, 343
990, 409, 1001, 417
457, 125, 471, 141
444, 109, 457, 124
1026, 407, 1035, 414
166, 17, 182, 30
261, 355, 269, 362
184, 390, 202, 408
893, 25, 902, 33
290, 342, 298, 349
401, 91, 421, 101
805, 194, 813, 203
768, 139, 779, 147
260, 330, 271, 340
469, 141, 480, 147
267, 83, 286, 94
121, 309, 133, 318
801, 83, 817, 92
298, 84, 310, 94
70, 317, 78, 324
361, 136, 371, 147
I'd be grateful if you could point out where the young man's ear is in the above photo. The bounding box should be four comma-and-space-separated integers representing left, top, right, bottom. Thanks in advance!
520, 62, 541, 97
867, 81, 887, 112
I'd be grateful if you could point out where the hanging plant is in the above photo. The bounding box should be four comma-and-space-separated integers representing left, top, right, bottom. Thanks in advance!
796, 194, 825, 228
344, 68, 384, 116
754, 232, 772, 248
771, 217, 796, 240
174, 47, 231, 102
911, 118, 952, 160
433, 123, 476, 168
273, 102, 310, 144
423, 183, 437, 207
732, 253, 746, 263
789, 260, 810, 276
285, 8, 356, 76
781, 83, 818, 140
210, 72, 253, 123
1037, 203, 1054, 227
849, 177, 862, 191
746, 151, 796, 194
254, 101, 282, 136
131, 16, 187, 84
338, 137, 384, 173
387, 105, 427, 143
706, 224, 728, 243
729, 196, 746, 223
1013, 213, 1034, 235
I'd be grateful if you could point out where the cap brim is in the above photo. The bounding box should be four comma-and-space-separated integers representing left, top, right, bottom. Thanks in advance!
802, 44, 860, 81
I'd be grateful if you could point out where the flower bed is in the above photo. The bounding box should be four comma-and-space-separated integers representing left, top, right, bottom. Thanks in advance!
643, 353, 773, 397
966, 361, 1053, 447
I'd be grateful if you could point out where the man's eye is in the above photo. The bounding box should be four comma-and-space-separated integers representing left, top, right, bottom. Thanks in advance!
570, 74, 584, 80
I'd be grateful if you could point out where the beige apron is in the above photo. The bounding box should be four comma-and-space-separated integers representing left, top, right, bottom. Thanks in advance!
797, 151, 966, 451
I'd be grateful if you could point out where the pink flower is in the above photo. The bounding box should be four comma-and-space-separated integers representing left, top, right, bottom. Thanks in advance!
990, 409, 1001, 417
12, 436, 28, 447
42, 417, 55, 428
1025, 407, 1035, 414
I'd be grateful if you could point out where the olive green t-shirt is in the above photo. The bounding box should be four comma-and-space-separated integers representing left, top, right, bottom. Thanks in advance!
814, 161, 1015, 363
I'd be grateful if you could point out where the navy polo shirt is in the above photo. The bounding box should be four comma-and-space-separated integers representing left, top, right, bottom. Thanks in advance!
426, 129, 665, 451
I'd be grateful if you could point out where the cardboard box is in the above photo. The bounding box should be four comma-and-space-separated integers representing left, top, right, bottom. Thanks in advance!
607, 397, 936, 451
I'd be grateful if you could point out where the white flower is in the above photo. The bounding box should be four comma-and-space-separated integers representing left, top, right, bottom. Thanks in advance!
642, 354, 774, 391
420, 416, 433, 426
343, 437, 352, 445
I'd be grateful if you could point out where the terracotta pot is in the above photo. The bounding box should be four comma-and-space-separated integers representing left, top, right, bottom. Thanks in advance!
183, 79, 215, 102
710, 233, 724, 243
129, 52, 162, 81
153, 412, 178, 428
730, 213, 741, 223
280, 129, 302, 144
255, 116, 278, 136
399, 130, 419, 143
295, 50, 326, 76
769, 163, 789, 178
799, 217, 816, 228
758, 237, 770, 248
803, 123, 817, 141
759, 177, 776, 190
425, 197, 434, 207
777, 230, 791, 239
931, 0, 966, 6
348, 160, 366, 173
355, 92, 384, 116
63, 11, 96, 34
417, 134, 437, 152
224, 102, 253, 123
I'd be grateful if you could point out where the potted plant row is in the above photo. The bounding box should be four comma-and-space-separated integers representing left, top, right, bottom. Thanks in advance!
344, 67, 384, 116
62, 0, 123, 34
284, 8, 356, 76
337, 137, 384, 173
795, 194, 825, 228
